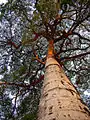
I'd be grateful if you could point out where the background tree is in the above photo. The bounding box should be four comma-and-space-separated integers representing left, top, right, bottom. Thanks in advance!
0, 0, 90, 119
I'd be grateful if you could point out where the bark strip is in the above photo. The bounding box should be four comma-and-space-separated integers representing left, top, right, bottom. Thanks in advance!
47, 40, 54, 58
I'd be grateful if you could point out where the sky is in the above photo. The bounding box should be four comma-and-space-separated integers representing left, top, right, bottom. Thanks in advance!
0, 0, 90, 98
0, 0, 7, 4
0, 0, 7, 79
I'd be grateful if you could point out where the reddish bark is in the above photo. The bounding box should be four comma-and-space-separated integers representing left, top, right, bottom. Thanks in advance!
0, 75, 44, 88
62, 52, 90, 61
47, 40, 54, 58
7, 40, 21, 49
33, 31, 39, 41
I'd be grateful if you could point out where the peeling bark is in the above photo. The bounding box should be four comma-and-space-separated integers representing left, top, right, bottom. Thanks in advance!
47, 40, 54, 58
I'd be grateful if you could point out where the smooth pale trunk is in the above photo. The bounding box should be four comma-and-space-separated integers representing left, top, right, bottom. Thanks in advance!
37, 57, 90, 120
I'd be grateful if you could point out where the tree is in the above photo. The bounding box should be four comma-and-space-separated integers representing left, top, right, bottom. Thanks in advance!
0, 0, 90, 119
38, 40, 90, 119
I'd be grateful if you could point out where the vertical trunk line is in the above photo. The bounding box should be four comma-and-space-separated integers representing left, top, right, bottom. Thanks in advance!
47, 40, 54, 58
38, 57, 90, 120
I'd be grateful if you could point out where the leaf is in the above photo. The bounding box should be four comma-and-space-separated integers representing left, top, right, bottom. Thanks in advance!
21, 113, 37, 120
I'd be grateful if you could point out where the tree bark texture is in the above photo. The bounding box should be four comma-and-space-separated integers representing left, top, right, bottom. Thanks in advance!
37, 57, 90, 120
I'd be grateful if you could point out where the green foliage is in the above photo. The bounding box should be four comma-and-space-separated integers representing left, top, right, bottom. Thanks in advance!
22, 29, 34, 46
0, 0, 90, 119
17, 89, 41, 120
61, 0, 72, 4
36, 0, 58, 20
0, 66, 7, 74
21, 113, 37, 120
0, 2, 8, 20
18, 65, 27, 75
11, 65, 27, 81
0, 87, 13, 120
0, 9, 5, 21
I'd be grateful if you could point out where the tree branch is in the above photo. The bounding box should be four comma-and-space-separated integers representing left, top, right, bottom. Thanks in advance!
72, 32, 90, 42
0, 75, 44, 88
7, 40, 21, 49
61, 51, 90, 61
32, 47, 45, 64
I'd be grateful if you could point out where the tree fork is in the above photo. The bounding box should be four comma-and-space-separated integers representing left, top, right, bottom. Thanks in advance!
37, 41, 90, 120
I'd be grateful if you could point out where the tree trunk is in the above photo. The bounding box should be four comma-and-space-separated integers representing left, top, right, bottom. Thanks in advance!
37, 40, 90, 120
